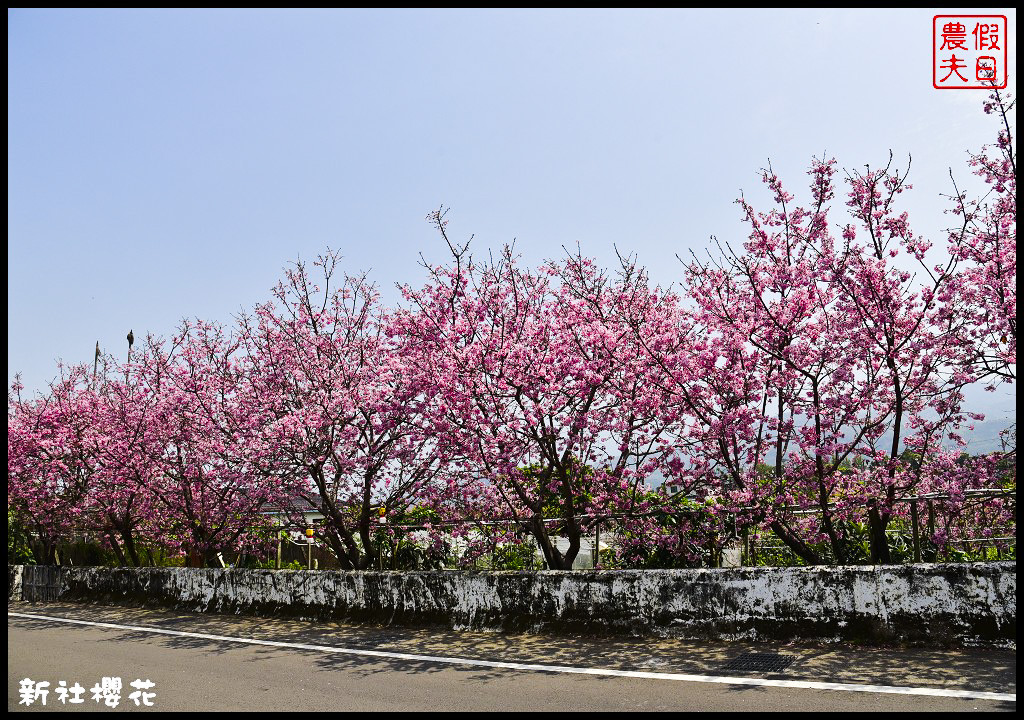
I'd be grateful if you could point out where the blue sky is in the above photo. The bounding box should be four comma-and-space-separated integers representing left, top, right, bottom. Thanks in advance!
7, 8, 1016, 448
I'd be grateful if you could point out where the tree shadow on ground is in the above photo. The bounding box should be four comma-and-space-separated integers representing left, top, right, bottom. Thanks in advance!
9, 601, 1017, 696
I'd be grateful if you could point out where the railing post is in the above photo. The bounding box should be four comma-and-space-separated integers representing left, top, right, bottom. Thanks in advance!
910, 500, 921, 563
745, 524, 753, 569
927, 500, 937, 560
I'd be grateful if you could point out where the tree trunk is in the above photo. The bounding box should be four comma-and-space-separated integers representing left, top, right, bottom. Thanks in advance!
867, 505, 892, 564
769, 520, 823, 565
121, 526, 142, 567
532, 517, 569, 569
106, 532, 128, 567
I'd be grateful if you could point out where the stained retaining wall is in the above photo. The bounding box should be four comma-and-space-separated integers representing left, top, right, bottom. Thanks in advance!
8, 562, 1016, 646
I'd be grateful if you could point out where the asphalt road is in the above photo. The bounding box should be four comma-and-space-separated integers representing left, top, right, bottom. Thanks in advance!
8, 601, 1016, 712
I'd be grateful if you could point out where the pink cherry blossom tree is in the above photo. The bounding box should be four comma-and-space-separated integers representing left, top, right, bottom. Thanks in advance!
137, 324, 283, 567
8, 368, 97, 565
82, 352, 163, 567
830, 152, 983, 562
680, 160, 869, 564
395, 211, 677, 570
679, 144, 988, 564
945, 87, 1016, 384
238, 251, 450, 570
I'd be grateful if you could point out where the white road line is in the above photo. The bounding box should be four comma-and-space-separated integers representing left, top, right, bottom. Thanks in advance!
8, 611, 1016, 703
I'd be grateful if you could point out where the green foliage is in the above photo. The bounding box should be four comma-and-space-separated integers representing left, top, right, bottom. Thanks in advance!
605, 492, 724, 569
7, 508, 34, 565
597, 547, 621, 569
370, 506, 453, 570
520, 461, 597, 529
155, 554, 187, 567
61, 539, 120, 567
616, 544, 704, 570
385, 536, 450, 570
489, 541, 539, 570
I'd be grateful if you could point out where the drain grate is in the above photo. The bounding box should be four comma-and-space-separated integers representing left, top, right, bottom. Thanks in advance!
719, 652, 795, 674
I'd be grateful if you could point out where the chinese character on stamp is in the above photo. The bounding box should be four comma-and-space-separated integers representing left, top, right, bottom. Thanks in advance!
934, 15, 1008, 89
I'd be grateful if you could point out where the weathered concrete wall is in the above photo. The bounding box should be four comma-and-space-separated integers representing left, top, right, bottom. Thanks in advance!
8, 565, 23, 602
9, 563, 1016, 646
